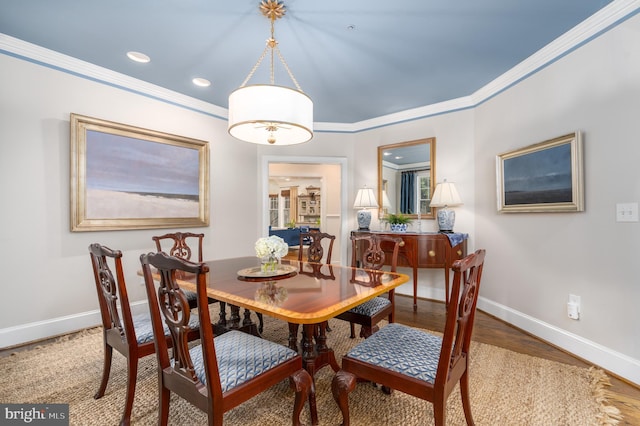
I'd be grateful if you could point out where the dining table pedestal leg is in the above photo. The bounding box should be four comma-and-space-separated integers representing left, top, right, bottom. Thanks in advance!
213, 305, 259, 337
300, 323, 341, 377
288, 323, 300, 352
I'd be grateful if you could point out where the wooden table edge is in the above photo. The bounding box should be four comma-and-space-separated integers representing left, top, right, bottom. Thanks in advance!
177, 272, 410, 324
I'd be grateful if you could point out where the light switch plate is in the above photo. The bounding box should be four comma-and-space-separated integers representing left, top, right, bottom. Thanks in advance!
616, 203, 639, 222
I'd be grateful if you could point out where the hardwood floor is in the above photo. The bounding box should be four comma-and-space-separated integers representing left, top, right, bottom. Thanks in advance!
394, 294, 640, 425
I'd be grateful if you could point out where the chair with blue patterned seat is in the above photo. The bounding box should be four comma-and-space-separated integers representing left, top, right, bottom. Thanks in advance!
88, 243, 200, 426
334, 233, 404, 339
331, 249, 486, 426
140, 251, 317, 426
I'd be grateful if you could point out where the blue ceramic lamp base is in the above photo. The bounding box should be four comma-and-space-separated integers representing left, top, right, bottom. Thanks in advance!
357, 209, 372, 230
437, 208, 456, 233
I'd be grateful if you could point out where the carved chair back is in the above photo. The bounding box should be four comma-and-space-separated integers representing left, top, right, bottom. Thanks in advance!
89, 243, 138, 353
140, 252, 203, 388
337, 234, 405, 338
438, 249, 486, 386
298, 231, 335, 264
350, 233, 404, 272
152, 232, 204, 262
88, 243, 159, 425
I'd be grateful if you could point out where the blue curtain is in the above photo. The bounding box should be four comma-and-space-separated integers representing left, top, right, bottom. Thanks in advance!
400, 171, 416, 214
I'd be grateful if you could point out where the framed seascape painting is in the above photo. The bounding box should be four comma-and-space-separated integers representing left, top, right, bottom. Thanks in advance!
70, 114, 210, 231
496, 132, 584, 213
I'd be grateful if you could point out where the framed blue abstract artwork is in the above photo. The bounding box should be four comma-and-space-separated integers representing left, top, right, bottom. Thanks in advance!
496, 132, 584, 213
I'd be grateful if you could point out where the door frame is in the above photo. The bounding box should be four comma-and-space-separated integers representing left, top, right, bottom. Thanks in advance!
261, 155, 348, 266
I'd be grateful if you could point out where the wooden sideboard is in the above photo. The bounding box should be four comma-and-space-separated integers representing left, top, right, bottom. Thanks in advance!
351, 231, 467, 310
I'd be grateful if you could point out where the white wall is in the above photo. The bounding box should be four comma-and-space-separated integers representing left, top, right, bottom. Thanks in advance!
473, 13, 640, 384
0, 53, 260, 344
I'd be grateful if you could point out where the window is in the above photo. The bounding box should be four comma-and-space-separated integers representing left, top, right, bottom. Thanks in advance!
282, 195, 291, 226
269, 194, 279, 227
417, 171, 431, 215
279, 189, 291, 227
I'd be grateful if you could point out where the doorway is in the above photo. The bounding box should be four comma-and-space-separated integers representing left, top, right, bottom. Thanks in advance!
261, 156, 348, 266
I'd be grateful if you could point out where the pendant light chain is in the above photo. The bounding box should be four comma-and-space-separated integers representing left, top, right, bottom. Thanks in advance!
270, 17, 275, 85
228, 0, 313, 146
238, 0, 303, 91
274, 45, 302, 91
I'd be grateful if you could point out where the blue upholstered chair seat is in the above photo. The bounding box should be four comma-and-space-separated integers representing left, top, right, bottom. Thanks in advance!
347, 296, 391, 316
132, 312, 200, 345
184, 290, 198, 304
345, 323, 442, 384
189, 330, 299, 393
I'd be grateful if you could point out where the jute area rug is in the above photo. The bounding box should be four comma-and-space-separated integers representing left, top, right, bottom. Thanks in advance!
0, 312, 622, 425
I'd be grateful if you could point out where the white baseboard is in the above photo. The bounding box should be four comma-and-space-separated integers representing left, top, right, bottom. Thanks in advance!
0, 301, 149, 349
478, 297, 640, 387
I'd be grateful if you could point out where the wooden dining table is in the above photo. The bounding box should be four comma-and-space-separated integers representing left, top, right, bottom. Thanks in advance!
170, 256, 409, 377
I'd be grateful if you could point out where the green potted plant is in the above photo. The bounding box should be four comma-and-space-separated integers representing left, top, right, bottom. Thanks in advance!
385, 212, 412, 232
285, 220, 296, 229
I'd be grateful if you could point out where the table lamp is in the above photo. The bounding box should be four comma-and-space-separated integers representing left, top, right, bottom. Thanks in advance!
353, 186, 378, 230
430, 179, 463, 233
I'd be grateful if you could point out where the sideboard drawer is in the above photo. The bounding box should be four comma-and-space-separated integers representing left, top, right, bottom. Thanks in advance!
451, 242, 466, 261
417, 237, 447, 267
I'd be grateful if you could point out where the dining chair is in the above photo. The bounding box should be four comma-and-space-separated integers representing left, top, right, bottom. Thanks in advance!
151, 232, 207, 311
334, 234, 404, 338
140, 251, 317, 426
297, 231, 335, 264
88, 243, 200, 426
331, 249, 486, 426
152, 232, 264, 333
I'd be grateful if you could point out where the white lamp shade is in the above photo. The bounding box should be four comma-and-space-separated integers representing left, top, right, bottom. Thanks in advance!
228, 84, 313, 145
430, 181, 463, 207
353, 187, 378, 209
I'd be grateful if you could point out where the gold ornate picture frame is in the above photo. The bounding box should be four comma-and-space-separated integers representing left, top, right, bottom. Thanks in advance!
496, 132, 584, 213
70, 114, 210, 231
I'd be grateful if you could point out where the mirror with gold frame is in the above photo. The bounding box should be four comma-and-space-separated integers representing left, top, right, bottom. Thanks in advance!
378, 138, 436, 220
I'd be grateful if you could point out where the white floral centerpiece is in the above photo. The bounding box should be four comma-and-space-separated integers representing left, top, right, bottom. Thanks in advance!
255, 235, 289, 273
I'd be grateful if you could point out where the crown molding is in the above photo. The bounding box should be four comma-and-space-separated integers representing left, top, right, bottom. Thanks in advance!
0, 34, 229, 120
1, 0, 637, 133
470, 0, 640, 106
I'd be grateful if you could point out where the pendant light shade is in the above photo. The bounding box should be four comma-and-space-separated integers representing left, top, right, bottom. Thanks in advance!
228, 84, 313, 145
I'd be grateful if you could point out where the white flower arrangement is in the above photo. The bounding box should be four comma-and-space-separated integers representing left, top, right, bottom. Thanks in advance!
255, 235, 289, 259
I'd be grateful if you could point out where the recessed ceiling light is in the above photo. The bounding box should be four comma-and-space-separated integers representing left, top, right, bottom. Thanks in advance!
126, 51, 150, 63
192, 77, 211, 87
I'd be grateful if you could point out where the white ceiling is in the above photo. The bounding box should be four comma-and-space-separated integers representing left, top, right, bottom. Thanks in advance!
0, 0, 629, 124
